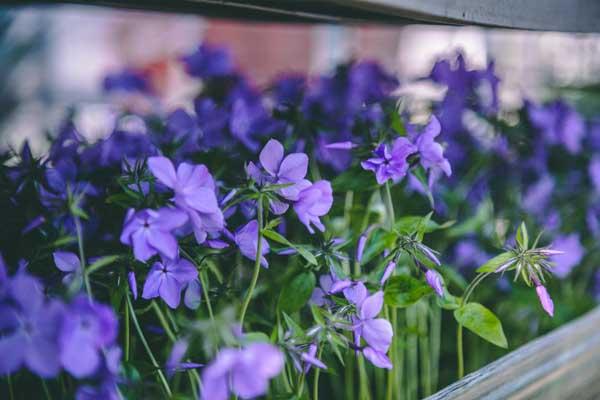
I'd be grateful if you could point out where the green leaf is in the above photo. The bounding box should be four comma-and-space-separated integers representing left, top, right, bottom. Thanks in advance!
454, 302, 508, 348
262, 229, 317, 265
279, 271, 316, 313
516, 221, 529, 250
332, 166, 378, 192
395, 215, 454, 236
476, 251, 515, 273
436, 288, 461, 310
242, 331, 271, 344
384, 275, 433, 308
87, 255, 120, 275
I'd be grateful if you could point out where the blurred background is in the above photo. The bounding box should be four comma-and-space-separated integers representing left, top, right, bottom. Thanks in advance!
3, 4, 600, 153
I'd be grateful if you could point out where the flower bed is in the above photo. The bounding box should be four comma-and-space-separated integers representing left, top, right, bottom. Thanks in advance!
0, 42, 597, 399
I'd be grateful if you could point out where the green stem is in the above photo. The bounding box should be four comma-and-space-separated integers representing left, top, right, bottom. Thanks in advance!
126, 295, 172, 397
296, 372, 306, 398
358, 355, 371, 400
74, 217, 92, 299
41, 378, 52, 400
239, 196, 264, 327
7, 375, 14, 400
152, 301, 176, 342
406, 306, 418, 400
124, 297, 130, 362
430, 301, 441, 392
313, 347, 324, 400
199, 270, 215, 323
457, 324, 464, 379
383, 181, 396, 231
418, 302, 432, 396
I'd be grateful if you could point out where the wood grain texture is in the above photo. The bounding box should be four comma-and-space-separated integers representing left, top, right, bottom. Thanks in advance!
10, 0, 600, 32
425, 306, 600, 400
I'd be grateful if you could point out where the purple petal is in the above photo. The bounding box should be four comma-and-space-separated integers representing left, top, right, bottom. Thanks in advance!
360, 291, 384, 320
142, 264, 164, 300
259, 139, 284, 176
25, 336, 61, 377
0, 334, 25, 375
128, 271, 138, 300
536, 285, 554, 317
147, 230, 179, 260
53, 251, 80, 272
425, 269, 444, 297
343, 282, 367, 306
278, 153, 308, 182
131, 229, 156, 262
159, 275, 184, 308
324, 141, 357, 150
329, 279, 353, 294
363, 347, 393, 369
184, 279, 202, 310
148, 156, 177, 188
380, 261, 396, 285
362, 318, 393, 352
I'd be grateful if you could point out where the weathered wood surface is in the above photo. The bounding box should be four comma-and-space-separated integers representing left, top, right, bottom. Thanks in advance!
9, 0, 600, 32
425, 306, 600, 400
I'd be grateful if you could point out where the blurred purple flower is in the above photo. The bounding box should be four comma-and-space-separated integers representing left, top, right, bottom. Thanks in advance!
142, 258, 198, 309
103, 68, 151, 94
361, 138, 417, 185
453, 240, 489, 270
414, 116, 451, 177
53, 251, 83, 288
527, 99, 585, 154
201, 343, 284, 400
300, 343, 327, 373
551, 234, 585, 278
60, 296, 118, 378
120, 207, 188, 262
589, 155, 600, 191
181, 44, 234, 78
522, 175, 554, 216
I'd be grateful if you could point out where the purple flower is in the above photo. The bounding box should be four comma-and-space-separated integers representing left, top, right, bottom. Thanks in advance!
0, 273, 64, 377
527, 100, 585, 154
380, 261, 396, 285
148, 157, 224, 243
310, 274, 334, 307
414, 116, 451, 177
523, 175, 554, 216
247, 139, 310, 214
60, 296, 118, 378
425, 269, 444, 297
300, 343, 327, 373
345, 287, 393, 369
361, 138, 417, 185
184, 279, 202, 310
120, 207, 188, 262
128, 271, 138, 300
234, 220, 270, 268
551, 234, 585, 278
102, 68, 151, 94
589, 155, 600, 192
535, 284, 554, 317
166, 339, 202, 377
53, 251, 83, 287
181, 44, 234, 78
142, 258, 198, 309
293, 180, 333, 234
201, 343, 284, 400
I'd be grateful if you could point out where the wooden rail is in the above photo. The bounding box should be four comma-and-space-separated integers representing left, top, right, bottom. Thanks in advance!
9, 1, 600, 32
425, 306, 600, 400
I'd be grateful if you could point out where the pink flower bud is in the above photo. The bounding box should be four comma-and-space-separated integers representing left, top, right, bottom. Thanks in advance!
535, 284, 554, 317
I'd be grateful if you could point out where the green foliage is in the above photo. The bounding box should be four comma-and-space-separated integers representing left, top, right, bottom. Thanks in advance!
384, 275, 433, 308
454, 302, 508, 348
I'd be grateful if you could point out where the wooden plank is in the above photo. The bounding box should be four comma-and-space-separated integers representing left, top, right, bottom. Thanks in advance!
425, 306, 600, 400
10, 0, 600, 32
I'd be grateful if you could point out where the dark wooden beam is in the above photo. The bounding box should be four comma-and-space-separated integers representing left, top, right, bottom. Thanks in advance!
8, 0, 600, 32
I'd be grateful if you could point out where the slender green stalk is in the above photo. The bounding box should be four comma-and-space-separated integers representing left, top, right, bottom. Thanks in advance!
345, 355, 354, 400
456, 271, 491, 379
406, 306, 418, 400
430, 301, 441, 392
152, 301, 176, 342
457, 324, 464, 379
41, 378, 52, 400
74, 217, 92, 299
7, 375, 14, 400
418, 302, 432, 396
296, 371, 306, 398
358, 355, 371, 400
313, 347, 324, 400
126, 295, 172, 397
239, 195, 264, 327
124, 298, 130, 362
199, 270, 215, 322
383, 182, 396, 231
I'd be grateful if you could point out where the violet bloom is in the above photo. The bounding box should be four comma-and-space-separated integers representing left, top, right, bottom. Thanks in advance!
0, 273, 64, 377
535, 284, 554, 317
181, 44, 234, 78
293, 180, 333, 234
300, 343, 327, 373
380, 261, 396, 286
234, 220, 270, 268
345, 287, 393, 369
527, 100, 585, 155
120, 207, 188, 262
310, 274, 334, 307
247, 139, 310, 214
166, 339, 202, 377
142, 258, 198, 309
60, 296, 118, 378
589, 155, 600, 192
128, 271, 138, 300
550, 234, 585, 279
148, 157, 224, 244
425, 269, 444, 297
53, 251, 82, 288
361, 138, 417, 185
414, 116, 451, 177
201, 343, 284, 400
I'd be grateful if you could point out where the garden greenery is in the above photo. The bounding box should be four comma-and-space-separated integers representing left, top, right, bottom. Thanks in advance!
4, 43, 596, 400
